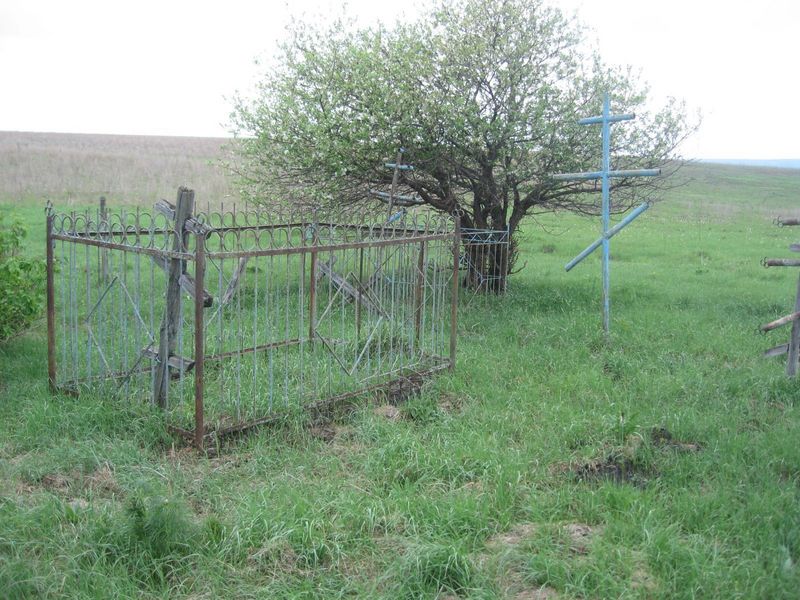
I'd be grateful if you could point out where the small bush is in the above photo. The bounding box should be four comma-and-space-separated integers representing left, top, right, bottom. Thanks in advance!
0, 214, 46, 342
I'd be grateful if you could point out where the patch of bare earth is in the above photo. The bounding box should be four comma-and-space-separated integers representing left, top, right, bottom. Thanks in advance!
512, 587, 560, 599
247, 541, 305, 577
18, 463, 122, 503
437, 392, 464, 413
563, 523, 604, 555
487, 523, 538, 549
373, 404, 402, 421
650, 427, 703, 452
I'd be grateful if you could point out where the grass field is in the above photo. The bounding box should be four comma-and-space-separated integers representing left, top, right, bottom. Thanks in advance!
2, 134, 800, 598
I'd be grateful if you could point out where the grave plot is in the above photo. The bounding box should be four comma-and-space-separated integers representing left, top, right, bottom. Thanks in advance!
46, 188, 459, 447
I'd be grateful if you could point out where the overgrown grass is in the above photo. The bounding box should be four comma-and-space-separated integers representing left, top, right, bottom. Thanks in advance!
2, 161, 800, 598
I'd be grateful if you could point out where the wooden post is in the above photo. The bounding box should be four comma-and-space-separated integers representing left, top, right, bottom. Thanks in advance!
450, 216, 460, 371
787, 273, 800, 376
413, 241, 426, 349
99, 195, 108, 282
194, 230, 206, 449
46, 213, 57, 391
153, 187, 194, 408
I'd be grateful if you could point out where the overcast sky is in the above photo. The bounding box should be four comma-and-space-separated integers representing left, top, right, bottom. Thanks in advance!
1, 0, 798, 159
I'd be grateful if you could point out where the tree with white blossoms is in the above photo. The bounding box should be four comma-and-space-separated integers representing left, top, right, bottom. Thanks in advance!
229, 0, 692, 289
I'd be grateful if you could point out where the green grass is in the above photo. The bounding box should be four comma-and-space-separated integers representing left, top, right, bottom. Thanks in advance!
2, 161, 800, 598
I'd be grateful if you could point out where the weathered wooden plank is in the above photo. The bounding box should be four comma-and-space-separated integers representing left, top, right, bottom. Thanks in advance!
317, 258, 387, 317
184, 216, 213, 235
369, 189, 424, 206
760, 311, 800, 332
764, 343, 790, 358
764, 258, 800, 267
153, 188, 194, 408
152, 254, 214, 307
790, 244, 800, 253
142, 347, 196, 374
154, 199, 176, 221
179, 273, 213, 307
219, 258, 249, 307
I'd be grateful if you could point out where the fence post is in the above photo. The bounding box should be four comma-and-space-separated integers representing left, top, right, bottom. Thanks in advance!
194, 230, 206, 449
414, 241, 426, 349
356, 247, 364, 339
787, 273, 800, 376
153, 187, 194, 408
99, 195, 108, 282
308, 213, 318, 342
450, 216, 460, 371
46, 213, 57, 391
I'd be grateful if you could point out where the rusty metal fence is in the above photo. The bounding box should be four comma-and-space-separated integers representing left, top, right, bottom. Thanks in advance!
46, 188, 459, 447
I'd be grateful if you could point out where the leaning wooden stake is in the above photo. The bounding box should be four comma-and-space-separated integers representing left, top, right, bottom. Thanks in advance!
787, 274, 800, 377
153, 187, 194, 408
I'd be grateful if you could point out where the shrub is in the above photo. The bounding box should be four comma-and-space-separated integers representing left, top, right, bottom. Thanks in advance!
0, 214, 46, 342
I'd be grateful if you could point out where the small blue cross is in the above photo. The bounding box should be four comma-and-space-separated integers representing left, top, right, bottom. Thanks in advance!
552, 92, 660, 334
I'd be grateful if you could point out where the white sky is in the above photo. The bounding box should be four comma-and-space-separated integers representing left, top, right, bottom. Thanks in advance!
1, 0, 798, 158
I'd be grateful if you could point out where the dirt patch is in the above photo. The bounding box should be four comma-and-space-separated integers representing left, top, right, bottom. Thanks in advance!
69, 498, 90, 511
437, 393, 464, 413
40, 472, 72, 493
21, 464, 122, 500
311, 423, 360, 450
568, 453, 653, 486
310, 424, 338, 442
487, 523, 538, 548
166, 445, 198, 464
373, 404, 402, 421
247, 541, 303, 576
513, 587, 560, 600
460, 480, 484, 493
650, 427, 703, 452
631, 565, 657, 593
84, 463, 121, 496
564, 523, 603, 555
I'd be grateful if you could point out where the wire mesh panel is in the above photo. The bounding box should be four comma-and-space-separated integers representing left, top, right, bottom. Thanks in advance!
460, 227, 510, 294
47, 197, 458, 446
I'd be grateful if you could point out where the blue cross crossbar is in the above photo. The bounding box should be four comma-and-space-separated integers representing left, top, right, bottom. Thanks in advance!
565, 202, 651, 271
579, 113, 635, 125
384, 163, 415, 170
553, 168, 660, 181
550, 92, 660, 334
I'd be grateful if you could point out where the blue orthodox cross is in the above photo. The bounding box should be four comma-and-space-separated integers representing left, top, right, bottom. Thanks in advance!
552, 92, 660, 334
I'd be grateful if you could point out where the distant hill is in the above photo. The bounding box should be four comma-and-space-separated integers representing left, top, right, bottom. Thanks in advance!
700, 159, 800, 170
1, 131, 798, 213
0, 130, 235, 205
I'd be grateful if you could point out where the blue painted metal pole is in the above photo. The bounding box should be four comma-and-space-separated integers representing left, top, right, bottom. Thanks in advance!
564, 202, 651, 272
602, 93, 611, 334
552, 168, 660, 181
387, 209, 406, 224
